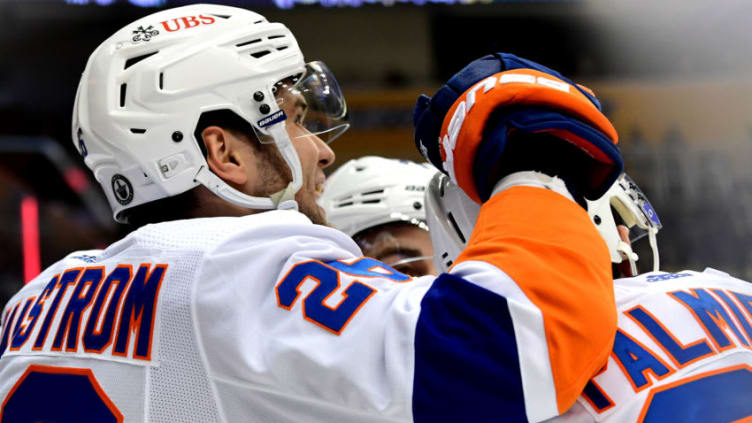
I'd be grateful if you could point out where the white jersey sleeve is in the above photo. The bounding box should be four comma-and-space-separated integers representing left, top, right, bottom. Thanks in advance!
0, 185, 616, 423
548, 268, 752, 422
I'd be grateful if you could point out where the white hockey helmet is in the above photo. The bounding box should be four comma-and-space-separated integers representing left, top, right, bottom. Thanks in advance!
424, 172, 480, 273
425, 172, 661, 275
72, 4, 348, 223
586, 173, 662, 276
319, 156, 436, 237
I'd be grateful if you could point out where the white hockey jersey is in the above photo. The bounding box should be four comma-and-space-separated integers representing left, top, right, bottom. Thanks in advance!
0, 186, 615, 422
550, 269, 752, 423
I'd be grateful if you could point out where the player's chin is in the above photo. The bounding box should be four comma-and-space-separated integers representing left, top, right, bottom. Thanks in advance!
296, 191, 327, 225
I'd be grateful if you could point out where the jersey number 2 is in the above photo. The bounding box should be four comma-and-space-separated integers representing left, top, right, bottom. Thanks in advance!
276, 258, 409, 335
1, 365, 123, 422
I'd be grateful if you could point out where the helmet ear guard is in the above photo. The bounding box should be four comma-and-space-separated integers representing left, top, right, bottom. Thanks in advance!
424, 172, 480, 273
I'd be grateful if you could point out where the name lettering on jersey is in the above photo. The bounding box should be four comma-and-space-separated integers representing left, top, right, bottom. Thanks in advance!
582, 362, 615, 412
670, 288, 751, 350
610, 329, 675, 392
0, 263, 167, 364
583, 287, 752, 413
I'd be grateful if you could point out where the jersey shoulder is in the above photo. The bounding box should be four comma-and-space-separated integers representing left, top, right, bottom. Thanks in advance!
109, 210, 360, 257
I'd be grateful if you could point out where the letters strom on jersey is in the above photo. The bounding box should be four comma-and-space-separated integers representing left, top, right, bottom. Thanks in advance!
0, 263, 166, 363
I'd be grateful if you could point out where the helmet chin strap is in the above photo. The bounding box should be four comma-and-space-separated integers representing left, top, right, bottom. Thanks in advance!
193, 122, 304, 212
268, 124, 303, 211
647, 227, 660, 272
616, 241, 639, 277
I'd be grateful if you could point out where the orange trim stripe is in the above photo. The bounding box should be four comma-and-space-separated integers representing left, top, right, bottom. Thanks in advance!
456, 186, 616, 413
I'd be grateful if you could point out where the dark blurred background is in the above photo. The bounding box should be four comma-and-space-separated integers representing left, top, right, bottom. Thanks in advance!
2, 0, 752, 305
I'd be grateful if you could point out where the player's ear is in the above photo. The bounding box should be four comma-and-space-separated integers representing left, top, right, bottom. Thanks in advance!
201, 126, 248, 185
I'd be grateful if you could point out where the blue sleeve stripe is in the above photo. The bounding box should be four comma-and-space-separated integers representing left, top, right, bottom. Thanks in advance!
413, 273, 527, 422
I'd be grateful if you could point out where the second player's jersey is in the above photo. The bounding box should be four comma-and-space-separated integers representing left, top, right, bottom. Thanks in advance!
0, 186, 615, 422
550, 269, 752, 423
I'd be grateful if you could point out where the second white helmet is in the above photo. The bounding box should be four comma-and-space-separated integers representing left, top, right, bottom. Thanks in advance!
319, 156, 436, 237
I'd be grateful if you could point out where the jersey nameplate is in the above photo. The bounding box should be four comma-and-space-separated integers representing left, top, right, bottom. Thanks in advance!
0, 263, 167, 365
583, 287, 752, 416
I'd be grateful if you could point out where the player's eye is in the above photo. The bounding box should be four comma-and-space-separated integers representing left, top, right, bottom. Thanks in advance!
393, 262, 429, 278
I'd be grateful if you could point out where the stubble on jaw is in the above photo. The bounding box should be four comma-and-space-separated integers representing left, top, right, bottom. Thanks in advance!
252, 142, 328, 226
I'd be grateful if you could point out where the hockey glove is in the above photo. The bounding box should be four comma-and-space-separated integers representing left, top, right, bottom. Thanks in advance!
413, 53, 623, 203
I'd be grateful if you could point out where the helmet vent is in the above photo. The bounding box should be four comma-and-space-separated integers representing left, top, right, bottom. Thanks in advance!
268, 35, 285, 40
236, 38, 262, 47
124, 51, 158, 70
119, 84, 127, 107
336, 202, 354, 208
447, 212, 466, 243
251, 50, 271, 59
277, 46, 289, 51
362, 189, 384, 196
362, 199, 381, 205
254, 19, 264, 24
159, 72, 164, 90
209, 14, 231, 19
130, 128, 146, 134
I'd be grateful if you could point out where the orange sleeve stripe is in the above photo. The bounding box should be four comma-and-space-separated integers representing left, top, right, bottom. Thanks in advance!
456, 186, 616, 413
439, 69, 618, 203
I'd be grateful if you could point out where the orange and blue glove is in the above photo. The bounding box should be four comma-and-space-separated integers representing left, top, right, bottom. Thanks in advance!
413, 53, 623, 204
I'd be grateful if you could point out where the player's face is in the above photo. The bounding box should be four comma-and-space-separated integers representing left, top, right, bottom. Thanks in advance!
355, 223, 436, 277
277, 86, 336, 225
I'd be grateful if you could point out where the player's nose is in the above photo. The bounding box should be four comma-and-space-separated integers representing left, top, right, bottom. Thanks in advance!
315, 135, 335, 169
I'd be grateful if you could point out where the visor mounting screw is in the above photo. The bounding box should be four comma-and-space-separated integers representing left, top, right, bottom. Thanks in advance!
413, 201, 422, 210
593, 215, 602, 225
259, 104, 271, 114
172, 131, 184, 142
253, 91, 265, 102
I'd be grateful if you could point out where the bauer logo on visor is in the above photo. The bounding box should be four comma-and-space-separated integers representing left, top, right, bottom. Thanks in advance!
258, 110, 287, 128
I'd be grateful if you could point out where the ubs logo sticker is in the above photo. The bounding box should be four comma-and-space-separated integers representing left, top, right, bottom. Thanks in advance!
111, 174, 134, 205
160, 15, 217, 33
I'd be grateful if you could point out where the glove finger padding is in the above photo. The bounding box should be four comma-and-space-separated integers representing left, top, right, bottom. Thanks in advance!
413, 53, 623, 204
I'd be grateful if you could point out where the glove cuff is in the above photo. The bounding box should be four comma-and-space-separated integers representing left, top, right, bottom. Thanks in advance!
491, 171, 574, 202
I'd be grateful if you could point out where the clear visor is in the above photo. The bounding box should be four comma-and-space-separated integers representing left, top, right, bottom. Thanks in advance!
614, 174, 662, 244
256, 61, 349, 144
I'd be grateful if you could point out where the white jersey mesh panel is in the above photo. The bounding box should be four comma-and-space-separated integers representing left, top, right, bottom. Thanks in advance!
101, 218, 236, 422
148, 249, 220, 423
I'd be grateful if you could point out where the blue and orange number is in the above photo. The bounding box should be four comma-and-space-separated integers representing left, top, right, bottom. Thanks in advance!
0, 365, 123, 422
276, 258, 409, 335
638, 364, 752, 422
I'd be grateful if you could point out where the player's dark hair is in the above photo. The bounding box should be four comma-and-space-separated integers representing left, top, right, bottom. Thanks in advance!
193, 110, 263, 155
121, 188, 200, 228
122, 110, 263, 228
